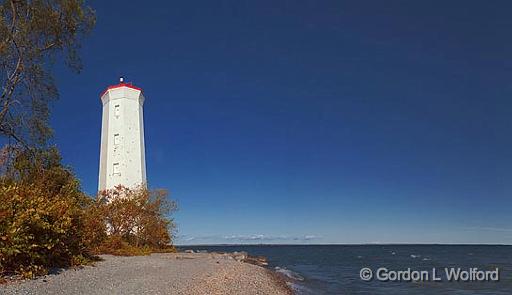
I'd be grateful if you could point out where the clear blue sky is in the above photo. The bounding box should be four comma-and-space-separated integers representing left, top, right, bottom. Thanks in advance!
50, 0, 512, 245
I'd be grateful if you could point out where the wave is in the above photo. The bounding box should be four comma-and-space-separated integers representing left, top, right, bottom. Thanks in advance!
275, 266, 305, 282
287, 281, 314, 295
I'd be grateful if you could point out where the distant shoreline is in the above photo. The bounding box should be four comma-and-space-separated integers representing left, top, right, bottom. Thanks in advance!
177, 243, 512, 246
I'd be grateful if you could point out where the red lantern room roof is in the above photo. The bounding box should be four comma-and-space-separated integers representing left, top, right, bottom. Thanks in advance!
100, 81, 142, 97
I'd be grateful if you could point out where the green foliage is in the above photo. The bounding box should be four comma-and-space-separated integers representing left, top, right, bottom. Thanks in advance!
0, 0, 95, 146
94, 236, 152, 256
0, 0, 177, 281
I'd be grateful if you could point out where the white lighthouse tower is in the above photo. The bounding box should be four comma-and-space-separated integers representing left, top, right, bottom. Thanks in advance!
98, 78, 147, 191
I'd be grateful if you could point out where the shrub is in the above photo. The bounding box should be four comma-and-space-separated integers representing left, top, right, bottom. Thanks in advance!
0, 147, 93, 278
0, 146, 177, 279
87, 186, 177, 255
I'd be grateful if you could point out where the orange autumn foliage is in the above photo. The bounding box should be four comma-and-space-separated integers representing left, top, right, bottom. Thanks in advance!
0, 147, 177, 278
0, 147, 93, 278
87, 186, 177, 255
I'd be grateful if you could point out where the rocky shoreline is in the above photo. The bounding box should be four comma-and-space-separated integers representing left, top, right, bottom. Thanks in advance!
0, 252, 293, 295
183, 249, 269, 267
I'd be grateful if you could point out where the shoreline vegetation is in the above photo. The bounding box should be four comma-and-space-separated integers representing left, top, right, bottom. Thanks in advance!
0, 251, 293, 295
0, 3, 289, 294
0, 147, 177, 278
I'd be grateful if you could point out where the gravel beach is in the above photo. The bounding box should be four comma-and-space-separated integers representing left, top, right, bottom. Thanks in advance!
0, 253, 292, 295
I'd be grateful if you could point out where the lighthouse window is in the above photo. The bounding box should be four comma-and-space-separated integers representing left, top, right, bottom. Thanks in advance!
114, 105, 120, 117
114, 134, 120, 145
113, 163, 120, 175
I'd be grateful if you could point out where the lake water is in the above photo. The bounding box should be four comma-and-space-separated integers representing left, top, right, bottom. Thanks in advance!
178, 245, 512, 294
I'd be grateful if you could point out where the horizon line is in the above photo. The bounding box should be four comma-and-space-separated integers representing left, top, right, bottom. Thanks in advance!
175, 243, 512, 247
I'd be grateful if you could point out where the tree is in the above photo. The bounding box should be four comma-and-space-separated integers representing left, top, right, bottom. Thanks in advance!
0, 0, 95, 146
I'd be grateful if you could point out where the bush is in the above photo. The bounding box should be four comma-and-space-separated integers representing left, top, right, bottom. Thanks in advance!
0, 147, 93, 278
0, 146, 177, 279
87, 186, 177, 255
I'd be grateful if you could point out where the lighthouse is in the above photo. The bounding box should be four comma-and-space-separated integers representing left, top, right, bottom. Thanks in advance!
98, 78, 147, 191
